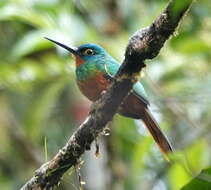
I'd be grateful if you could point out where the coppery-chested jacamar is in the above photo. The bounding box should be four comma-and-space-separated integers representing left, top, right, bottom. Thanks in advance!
45, 37, 172, 156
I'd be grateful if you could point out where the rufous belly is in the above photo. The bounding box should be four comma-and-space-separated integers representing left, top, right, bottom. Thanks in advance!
77, 73, 110, 101
77, 73, 146, 119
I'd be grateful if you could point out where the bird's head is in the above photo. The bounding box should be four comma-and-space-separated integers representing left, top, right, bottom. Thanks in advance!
45, 37, 108, 66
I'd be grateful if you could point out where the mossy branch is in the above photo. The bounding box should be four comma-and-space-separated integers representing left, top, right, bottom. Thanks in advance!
19, 0, 193, 189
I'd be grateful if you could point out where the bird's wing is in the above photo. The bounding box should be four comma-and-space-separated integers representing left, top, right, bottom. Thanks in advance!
103, 60, 149, 106
132, 82, 149, 106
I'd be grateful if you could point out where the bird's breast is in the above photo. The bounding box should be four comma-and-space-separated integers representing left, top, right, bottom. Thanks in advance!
77, 72, 110, 101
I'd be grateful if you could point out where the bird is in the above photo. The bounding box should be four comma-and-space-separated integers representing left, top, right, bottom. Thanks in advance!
45, 37, 172, 156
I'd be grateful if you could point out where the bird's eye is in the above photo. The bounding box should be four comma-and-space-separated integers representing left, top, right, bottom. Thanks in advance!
83, 49, 94, 56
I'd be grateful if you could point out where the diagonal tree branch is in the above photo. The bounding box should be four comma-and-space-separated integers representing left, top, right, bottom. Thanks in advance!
19, 0, 193, 189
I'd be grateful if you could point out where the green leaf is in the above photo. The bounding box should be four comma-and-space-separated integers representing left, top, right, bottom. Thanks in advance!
0, 4, 52, 28
11, 30, 53, 60
181, 168, 211, 190
11, 29, 76, 60
168, 152, 192, 190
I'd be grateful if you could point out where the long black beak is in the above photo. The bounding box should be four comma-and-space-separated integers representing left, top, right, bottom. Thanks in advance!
45, 37, 78, 55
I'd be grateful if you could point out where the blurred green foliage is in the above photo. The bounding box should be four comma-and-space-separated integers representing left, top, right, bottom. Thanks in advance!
0, 0, 211, 190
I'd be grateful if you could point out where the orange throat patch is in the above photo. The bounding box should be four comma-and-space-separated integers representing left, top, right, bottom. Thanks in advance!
75, 55, 84, 66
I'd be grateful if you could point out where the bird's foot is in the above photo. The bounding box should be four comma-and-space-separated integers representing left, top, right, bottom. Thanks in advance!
101, 90, 106, 95
101, 127, 110, 136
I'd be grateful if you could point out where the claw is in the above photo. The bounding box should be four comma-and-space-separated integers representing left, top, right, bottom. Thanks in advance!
102, 127, 110, 136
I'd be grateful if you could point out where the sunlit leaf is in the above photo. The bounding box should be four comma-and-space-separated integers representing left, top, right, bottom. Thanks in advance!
181, 168, 211, 190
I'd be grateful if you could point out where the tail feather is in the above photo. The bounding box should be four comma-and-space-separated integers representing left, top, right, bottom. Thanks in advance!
142, 108, 173, 156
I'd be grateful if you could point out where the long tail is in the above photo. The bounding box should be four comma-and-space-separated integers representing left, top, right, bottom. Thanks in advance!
142, 108, 173, 156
